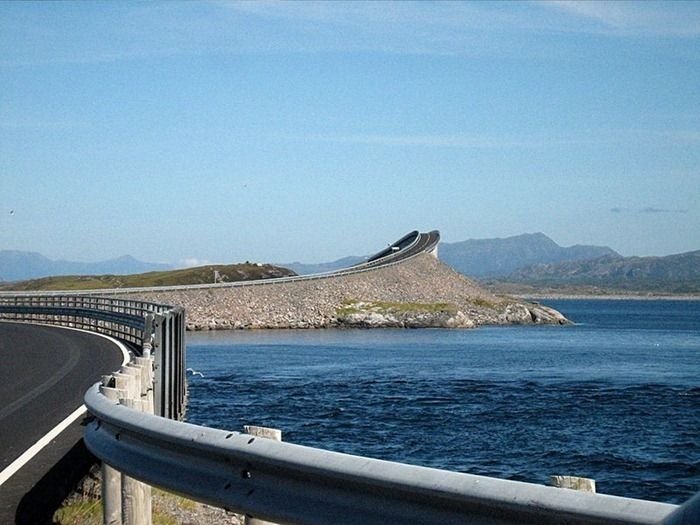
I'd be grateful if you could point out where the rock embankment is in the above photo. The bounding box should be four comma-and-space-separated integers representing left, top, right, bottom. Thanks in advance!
122, 254, 569, 330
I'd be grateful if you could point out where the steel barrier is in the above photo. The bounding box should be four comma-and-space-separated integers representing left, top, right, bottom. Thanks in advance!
82, 383, 696, 525
0, 295, 186, 420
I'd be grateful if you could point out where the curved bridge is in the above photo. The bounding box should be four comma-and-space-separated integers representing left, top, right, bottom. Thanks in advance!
0, 231, 698, 525
0, 231, 441, 298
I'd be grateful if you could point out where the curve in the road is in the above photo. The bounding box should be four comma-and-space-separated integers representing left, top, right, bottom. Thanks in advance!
0, 322, 127, 522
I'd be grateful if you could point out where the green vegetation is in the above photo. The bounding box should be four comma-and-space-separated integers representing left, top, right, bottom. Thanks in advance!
337, 299, 458, 317
53, 500, 102, 525
153, 487, 197, 512
470, 297, 496, 308
0, 263, 296, 291
54, 488, 206, 525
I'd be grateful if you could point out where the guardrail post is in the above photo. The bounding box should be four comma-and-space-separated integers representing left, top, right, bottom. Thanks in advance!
152, 314, 166, 418
550, 475, 596, 493
121, 403, 152, 525
243, 426, 282, 525
176, 310, 186, 420
119, 360, 152, 525
133, 356, 154, 415
100, 378, 124, 525
142, 314, 155, 350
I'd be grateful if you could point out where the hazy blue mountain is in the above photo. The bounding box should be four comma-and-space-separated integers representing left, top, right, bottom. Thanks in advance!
282, 256, 365, 276
507, 250, 700, 293
439, 233, 619, 278
0, 250, 172, 282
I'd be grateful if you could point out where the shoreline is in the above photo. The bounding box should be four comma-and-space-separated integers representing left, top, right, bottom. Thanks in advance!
518, 294, 700, 301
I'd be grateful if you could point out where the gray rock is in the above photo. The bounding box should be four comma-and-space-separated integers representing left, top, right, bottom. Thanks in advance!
122, 254, 570, 330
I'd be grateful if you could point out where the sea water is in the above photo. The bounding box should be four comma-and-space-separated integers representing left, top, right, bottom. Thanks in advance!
185, 299, 700, 504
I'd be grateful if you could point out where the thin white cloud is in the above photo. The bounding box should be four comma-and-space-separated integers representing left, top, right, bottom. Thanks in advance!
611, 207, 690, 214
228, 1, 700, 41
571, 127, 700, 146
178, 258, 217, 268
301, 132, 592, 149
543, 0, 700, 37
7, 1, 698, 67
640, 207, 689, 214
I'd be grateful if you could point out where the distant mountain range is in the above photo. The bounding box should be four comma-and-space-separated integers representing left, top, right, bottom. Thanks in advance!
504, 251, 700, 294
282, 233, 618, 277
0, 250, 172, 282
439, 233, 619, 278
284, 232, 699, 295
282, 256, 365, 276
4, 232, 698, 294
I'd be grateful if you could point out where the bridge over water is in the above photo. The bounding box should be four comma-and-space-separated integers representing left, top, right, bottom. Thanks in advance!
0, 231, 697, 524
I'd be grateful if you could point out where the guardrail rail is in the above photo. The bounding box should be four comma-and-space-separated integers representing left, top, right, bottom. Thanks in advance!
0, 295, 186, 420
83, 381, 697, 525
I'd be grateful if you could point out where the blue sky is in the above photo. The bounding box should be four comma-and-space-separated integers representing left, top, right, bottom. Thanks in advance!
1, 1, 699, 266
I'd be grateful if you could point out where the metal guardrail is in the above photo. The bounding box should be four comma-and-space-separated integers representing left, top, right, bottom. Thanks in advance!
362, 230, 420, 264
83, 383, 689, 525
0, 295, 186, 420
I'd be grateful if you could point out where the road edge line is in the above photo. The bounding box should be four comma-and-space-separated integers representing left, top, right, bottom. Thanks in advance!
0, 326, 129, 486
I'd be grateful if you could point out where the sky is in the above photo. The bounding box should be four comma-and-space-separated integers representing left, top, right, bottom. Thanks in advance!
1, 1, 699, 267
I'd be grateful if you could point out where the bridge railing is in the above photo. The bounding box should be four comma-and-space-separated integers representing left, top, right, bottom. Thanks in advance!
0, 294, 186, 420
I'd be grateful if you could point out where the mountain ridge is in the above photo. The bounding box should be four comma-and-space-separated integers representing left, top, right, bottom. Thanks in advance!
503, 250, 700, 294
0, 250, 172, 282
0, 262, 296, 291
438, 233, 619, 278
282, 255, 366, 276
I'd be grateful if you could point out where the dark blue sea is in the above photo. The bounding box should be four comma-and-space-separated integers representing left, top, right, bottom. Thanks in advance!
185, 299, 700, 504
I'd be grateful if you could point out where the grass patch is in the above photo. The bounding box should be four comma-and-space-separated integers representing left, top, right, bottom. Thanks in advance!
0, 263, 296, 291
337, 300, 458, 316
153, 488, 197, 512
54, 492, 204, 525
53, 500, 102, 525
471, 297, 496, 308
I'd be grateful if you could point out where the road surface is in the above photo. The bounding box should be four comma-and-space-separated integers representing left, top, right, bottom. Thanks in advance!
0, 322, 125, 523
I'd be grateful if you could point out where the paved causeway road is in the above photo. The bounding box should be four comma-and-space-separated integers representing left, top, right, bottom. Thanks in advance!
0, 322, 125, 523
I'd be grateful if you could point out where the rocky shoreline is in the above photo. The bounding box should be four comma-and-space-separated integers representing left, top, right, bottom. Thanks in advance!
122, 254, 570, 330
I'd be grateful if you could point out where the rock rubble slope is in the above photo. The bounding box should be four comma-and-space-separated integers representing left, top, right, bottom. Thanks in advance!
124, 254, 570, 330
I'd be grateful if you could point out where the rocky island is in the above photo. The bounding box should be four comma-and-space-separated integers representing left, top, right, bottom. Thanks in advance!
124, 252, 569, 330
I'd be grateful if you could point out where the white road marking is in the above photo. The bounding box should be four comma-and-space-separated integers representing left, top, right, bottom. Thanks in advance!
0, 404, 87, 486
0, 324, 130, 486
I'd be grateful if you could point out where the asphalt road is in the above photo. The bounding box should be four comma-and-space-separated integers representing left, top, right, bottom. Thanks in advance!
0, 322, 125, 523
